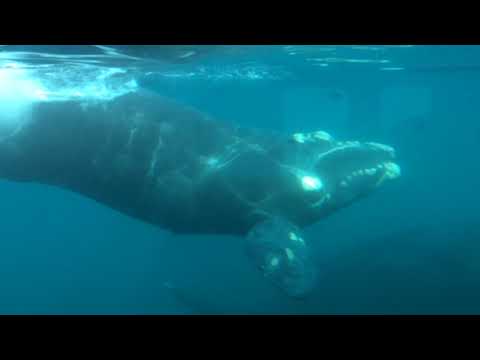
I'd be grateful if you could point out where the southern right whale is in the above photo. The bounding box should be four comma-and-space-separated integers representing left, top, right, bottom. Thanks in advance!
0, 90, 401, 297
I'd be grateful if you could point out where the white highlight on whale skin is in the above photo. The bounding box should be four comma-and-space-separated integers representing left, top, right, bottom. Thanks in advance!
206, 157, 219, 167
288, 231, 306, 246
269, 256, 280, 268
293, 133, 307, 143
301, 175, 323, 192
288, 231, 298, 241
285, 248, 295, 261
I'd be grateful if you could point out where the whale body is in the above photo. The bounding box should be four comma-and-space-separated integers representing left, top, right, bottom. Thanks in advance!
0, 91, 401, 297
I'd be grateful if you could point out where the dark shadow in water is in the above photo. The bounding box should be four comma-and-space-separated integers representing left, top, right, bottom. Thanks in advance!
163, 219, 480, 314
307, 219, 480, 314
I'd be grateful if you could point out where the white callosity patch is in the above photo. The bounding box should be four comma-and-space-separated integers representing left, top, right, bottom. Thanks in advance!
337, 162, 401, 189
374, 162, 402, 188
384, 162, 401, 179
293, 133, 307, 144
292, 130, 334, 145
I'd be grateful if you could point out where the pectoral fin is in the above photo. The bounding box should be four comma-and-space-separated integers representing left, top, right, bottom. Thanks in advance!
245, 217, 317, 298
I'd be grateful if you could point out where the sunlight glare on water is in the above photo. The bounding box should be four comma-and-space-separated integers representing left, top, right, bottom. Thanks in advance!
0, 60, 139, 138
0, 63, 47, 138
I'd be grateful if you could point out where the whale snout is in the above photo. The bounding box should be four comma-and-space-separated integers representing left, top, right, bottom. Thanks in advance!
289, 131, 401, 216
314, 140, 401, 190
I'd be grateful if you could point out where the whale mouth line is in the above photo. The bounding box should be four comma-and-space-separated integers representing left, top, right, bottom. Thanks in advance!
335, 160, 401, 190
314, 142, 400, 189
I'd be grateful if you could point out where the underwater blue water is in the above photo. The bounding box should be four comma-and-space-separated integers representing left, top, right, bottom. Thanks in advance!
0, 45, 479, 314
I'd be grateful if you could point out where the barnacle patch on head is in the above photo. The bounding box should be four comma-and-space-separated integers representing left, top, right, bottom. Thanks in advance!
292, 130, 334, 145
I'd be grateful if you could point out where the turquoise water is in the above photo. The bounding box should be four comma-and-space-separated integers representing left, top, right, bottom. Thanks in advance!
0, 45, 479, 314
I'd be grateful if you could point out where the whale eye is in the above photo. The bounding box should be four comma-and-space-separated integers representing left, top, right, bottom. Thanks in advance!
245, 217, 317, 298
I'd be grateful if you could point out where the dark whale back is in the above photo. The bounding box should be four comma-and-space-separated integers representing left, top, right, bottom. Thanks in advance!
0, 91, 275, 235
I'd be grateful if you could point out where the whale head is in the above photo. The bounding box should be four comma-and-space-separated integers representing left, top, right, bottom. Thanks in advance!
238, 130, 401, 230
243, 131, 401, 298
283, 131, 401, 225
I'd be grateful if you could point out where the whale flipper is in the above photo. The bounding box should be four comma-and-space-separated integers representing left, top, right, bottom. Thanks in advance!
245, 217, 317, 298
